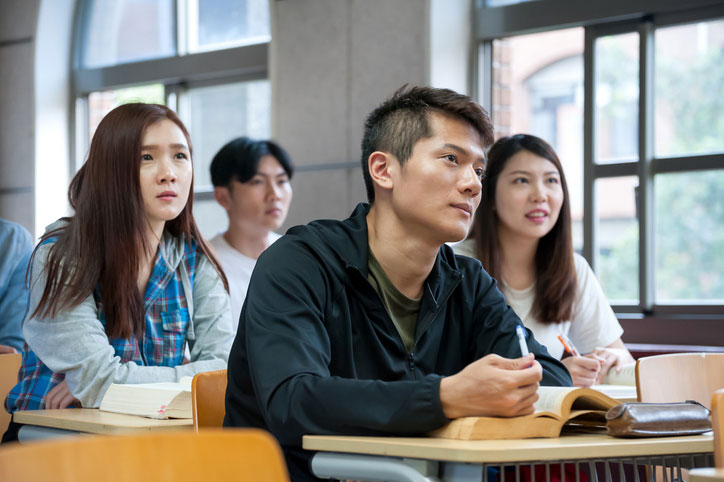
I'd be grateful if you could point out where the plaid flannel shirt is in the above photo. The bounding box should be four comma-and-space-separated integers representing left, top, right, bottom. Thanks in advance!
5, 238, 198, 412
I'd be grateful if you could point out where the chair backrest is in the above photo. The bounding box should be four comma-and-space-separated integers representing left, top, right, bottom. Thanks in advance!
0, 428, 289, 482
713, 389, 724, 468
636, 352, 724, 409
0, 353, 21, 433
191, 369, 227, 430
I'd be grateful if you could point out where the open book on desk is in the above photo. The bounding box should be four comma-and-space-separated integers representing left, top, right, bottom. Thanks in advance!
430, 386, 620, 440
592, 362, 637, 401
99, 376, 193, 420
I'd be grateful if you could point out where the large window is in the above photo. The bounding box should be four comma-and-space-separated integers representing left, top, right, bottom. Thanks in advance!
477, 0, 724, 319
73, 0, 271, 238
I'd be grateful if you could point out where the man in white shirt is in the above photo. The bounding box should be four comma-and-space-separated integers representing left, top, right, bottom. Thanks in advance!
209, 137, 294, 328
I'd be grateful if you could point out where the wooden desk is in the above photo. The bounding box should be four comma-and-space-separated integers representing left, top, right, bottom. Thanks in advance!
13, 408, 192, 437
303, 433, 714, 482
691, 467, 724, 482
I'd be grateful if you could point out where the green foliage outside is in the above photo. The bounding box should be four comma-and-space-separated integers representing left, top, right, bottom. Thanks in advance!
595, 32, 724, 302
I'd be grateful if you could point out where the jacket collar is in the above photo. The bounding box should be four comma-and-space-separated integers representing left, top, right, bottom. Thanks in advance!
340, 203, 463, 308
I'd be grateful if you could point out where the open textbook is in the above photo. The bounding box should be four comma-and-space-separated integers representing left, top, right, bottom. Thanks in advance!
599, 362, 636, 386
430, 386, 620, 440
99, 376, 193, 419
592, 362, 638, 400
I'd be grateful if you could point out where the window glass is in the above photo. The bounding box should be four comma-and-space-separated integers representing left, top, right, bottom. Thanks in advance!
595, 33, 639, 164
491, 28, 584, 251
655, 170, 724, 303
655, 19, 724, 158
82, 0, 175, 68
188, 0, 270, 52
596, 176, 639, 304
182, 80, 271, 190
87, 84, 165, 142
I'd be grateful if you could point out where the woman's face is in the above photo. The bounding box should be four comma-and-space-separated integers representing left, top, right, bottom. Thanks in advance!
493, 149, 564, 242
139, 119, 193, 233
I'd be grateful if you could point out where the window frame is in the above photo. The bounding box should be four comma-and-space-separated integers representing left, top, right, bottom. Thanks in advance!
70, 0, 270, 201
474, 0, 724, 327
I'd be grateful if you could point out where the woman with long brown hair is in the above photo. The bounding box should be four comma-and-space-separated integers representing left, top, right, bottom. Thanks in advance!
455, 134, 632, 387
4, 103, 234, 436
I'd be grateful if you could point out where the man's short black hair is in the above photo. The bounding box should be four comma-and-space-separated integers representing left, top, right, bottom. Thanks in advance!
210, 136, 294, 187
360, 85, 494, 203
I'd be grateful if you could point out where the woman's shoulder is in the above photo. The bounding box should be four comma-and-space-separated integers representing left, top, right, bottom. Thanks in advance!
451, 238, 477, 258
572, 252, 596, 282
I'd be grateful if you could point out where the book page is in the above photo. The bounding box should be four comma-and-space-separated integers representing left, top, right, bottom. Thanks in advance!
118, 380, 191, 391
99, 381, 192, 419
591, 384, 637, 401
599, 362, 636, 385
534, 386, 578, 417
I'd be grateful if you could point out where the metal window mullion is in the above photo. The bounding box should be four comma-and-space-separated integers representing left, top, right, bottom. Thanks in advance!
479, 41, 493, 117
652, 154, 724, 175
638, 21, 655, 312
73, 43, 269, 95
592, 162, 638, 179
583, 26, 596, 270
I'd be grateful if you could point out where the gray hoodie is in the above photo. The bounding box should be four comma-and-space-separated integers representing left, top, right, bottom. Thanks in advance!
22, 220, 235, 408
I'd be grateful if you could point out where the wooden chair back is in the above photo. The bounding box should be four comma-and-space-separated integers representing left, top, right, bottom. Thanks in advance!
636, 352, 724, 409
0, 428, 289, 482
0, 353, 21, 433
191, 369, 227, 430
713, 389, 724, 468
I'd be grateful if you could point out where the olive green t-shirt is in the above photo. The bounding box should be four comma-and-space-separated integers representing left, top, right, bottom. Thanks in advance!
367, 249, 421, 353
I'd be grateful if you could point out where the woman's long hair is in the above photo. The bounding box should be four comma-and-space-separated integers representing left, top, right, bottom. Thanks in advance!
471, 134, 576, 324
31, 103, 227, 339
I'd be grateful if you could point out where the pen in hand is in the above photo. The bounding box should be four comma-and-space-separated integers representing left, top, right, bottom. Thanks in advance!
516, 325, 529, 357
557, 333, 580, 357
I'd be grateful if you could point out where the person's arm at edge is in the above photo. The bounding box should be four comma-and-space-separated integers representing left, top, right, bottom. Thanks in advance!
0, 223, 33, 352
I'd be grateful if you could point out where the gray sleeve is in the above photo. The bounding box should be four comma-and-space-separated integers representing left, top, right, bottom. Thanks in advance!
186, 252, 235, 363
23, 244, 231, 408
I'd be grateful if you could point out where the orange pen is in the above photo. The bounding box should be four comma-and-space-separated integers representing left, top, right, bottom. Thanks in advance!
557, 333, 580, 357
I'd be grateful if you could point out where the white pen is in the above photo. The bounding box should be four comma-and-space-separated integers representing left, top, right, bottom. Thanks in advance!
515, 325, 529, 357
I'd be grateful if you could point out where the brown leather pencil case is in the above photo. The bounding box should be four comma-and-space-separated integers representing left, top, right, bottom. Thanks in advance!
606, 401, 711, 437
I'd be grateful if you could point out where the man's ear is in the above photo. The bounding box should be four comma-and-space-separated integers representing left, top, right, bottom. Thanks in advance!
214, 186, 233, 211
368, 151, 396, 193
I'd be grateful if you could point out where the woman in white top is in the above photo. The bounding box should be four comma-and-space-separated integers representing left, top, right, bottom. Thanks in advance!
455, 134, 633, 387
209, 137, 294, 328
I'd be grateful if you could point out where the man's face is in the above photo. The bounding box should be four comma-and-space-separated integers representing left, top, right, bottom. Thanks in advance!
389, 112, 485, 244
221, 155, 293, 236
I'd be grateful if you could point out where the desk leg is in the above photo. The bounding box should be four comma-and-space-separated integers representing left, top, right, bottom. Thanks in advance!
310, 452, 440, 482
440, 462, 484, 482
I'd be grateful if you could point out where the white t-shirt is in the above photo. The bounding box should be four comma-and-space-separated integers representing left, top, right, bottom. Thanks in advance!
209, 232, 281, 330
454, 239, 623, 359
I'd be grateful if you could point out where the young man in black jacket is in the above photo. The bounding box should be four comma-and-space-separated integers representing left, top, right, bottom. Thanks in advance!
224, 86, 572, 481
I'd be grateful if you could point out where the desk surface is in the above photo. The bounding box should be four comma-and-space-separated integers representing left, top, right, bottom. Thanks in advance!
303, 433, 713, 463
690, 467, 724, 482
13, 409, 192, 435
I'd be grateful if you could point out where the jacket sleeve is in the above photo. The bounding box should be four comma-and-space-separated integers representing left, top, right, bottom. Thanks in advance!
0, 224, 33, 351
23, 243, 230, 408
239, 240, 448, 447
469, 267, 572, 387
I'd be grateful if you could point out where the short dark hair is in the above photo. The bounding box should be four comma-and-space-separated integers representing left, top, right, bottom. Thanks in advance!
210, 136, 294, 187
360, 85, 494, 203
